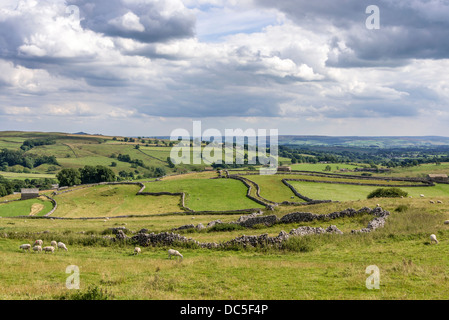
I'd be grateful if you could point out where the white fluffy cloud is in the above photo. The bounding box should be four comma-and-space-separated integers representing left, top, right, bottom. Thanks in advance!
0, 0, 448, 136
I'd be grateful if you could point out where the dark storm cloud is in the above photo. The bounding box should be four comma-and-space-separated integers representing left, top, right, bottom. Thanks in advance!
257, 0, 449, 66
66, 0, 196, 43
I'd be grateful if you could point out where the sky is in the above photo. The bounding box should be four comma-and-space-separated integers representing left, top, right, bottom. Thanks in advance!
0, 0, 449, 137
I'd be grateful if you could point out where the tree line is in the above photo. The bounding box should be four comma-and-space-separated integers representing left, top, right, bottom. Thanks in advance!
0, 148, 58, 170
0, 175, 57, 197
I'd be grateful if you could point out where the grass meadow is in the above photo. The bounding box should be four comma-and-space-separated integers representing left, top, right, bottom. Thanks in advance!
2, 132, 449, 300
1, 207, 449, 299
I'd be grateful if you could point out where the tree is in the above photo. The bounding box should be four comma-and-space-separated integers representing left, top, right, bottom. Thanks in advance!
167, 157, 175, 168
154, 167, 166, 177
79, 165, 116, 184
367, 188, 408, 199
0, 185, 7, 197
111, 162, 117, 167
57, 168, 81, 187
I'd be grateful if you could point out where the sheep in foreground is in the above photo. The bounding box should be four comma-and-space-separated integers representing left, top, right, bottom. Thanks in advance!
19, 244, 31, 252
57, 242, 68, 251
50, 241, 57, 247
33, 246, 42, 253
34, 240, 43, 246
430, 234, 439, 244
43, 246, 55, 253
168, 249, 183, 260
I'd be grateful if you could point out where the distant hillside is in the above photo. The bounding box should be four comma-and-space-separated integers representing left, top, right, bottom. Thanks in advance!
278, 136, 449, 148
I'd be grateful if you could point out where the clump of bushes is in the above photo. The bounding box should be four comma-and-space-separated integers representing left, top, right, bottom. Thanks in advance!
367, 187, 408, 199
394, 204, 410, 213
59, 285, 111, 300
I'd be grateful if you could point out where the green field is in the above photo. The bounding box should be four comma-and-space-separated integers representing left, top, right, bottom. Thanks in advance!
0, 197, 53, 217
378, 162, 449, 178
289, 181, 449, 202
52, 185, 182, 218
144, 178, 264, 211
290, 163, 361, 172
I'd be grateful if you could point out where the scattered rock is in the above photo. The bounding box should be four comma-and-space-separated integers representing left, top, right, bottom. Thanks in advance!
206, 220, 222, 228
110, 227, 127, 234
115, 230, 127, 240
172, 224, 195, 231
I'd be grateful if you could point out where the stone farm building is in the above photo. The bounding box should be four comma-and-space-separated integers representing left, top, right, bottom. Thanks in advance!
278, 166, 292, 172
427, 174, 449, 183
21, 188, 39, 200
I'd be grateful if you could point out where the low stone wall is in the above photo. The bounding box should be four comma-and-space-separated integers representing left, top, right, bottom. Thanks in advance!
126, 207, 390, 249
283, 178, 432, 188
287, 170, 434, 185
41, 195, 58, 217
280, 206, 387, 224
237, 214, 278, 228
0, 199, 21, 204
228, 175, 276, 208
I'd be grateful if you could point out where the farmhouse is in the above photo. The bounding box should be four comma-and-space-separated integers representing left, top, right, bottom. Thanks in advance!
427, 174, 449, 183
21, 188, 39, 200
278, 166, 292, 172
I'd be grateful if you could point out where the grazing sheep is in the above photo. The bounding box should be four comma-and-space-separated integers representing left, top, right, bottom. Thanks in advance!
444, 220, 449, 225
376, 204, 381, 207
57, 242, 68, 251
50, 241, 57, 247
430, 234, 439, 244
409, 196, 413, 198
168, 249, 183, 260
420, 194, 425, 197
33, 245, 42, 253
437, 200, 443, 204
19, 244, 31, 252
43, 246, 55, 253
134, 247, 141, 255
34, 240, 43, 246
430, 200, 435, 204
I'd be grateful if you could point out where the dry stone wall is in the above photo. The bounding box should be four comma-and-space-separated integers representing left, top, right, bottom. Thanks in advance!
126, 207, 390, 249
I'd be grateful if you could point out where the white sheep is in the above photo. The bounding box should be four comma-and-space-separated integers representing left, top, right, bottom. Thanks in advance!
420, 194, 425, 197
376, 204, 381, 207
50, 241, 57, 247
168, 249, 183, 260
57, 242, 68, 251
437, 200, 443, 204
430, 234, 439, 244
134, 247, 141, 255
43, 246, 55, 253
33, 245, 42, 253
19, 244, 31, 252
430, 200, 435, 204
34, 239, 43, 246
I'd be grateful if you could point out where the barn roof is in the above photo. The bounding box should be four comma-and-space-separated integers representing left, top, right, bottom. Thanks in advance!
428, 174, 448, 178
21, 188, 39, 194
